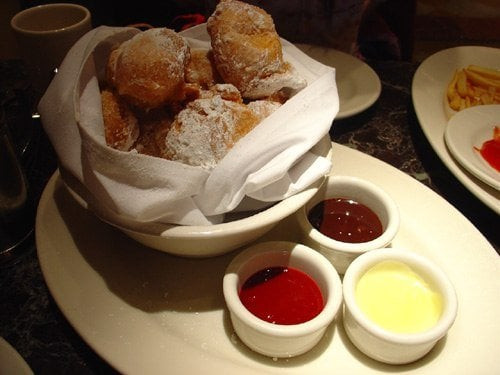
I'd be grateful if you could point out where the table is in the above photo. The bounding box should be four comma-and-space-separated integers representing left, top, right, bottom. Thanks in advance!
0, 58, 498, 373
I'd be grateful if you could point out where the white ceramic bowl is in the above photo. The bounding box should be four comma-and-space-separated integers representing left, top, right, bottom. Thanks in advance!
223, 241, 343, 358
63, 138, 332, 258
342, 248, 458, 364
64, 171, 325, 258
119, 178, 324, 257
295, 175, 399, 274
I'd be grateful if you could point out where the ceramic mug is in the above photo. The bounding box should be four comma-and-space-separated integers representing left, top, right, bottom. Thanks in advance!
10, 3, 92, 101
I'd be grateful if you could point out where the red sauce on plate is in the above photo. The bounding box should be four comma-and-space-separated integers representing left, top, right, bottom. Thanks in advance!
474, 126, 500, 172
308, 197, 383, 243
239, 266, 324, 325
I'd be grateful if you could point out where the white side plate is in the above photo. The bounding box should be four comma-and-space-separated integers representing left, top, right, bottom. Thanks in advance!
445, 105, 500, 190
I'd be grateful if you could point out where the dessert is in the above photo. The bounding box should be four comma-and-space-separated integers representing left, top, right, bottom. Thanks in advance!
163, 95, 280, 169
185, 48, 222, 89
134, 109, 173, 157
101, 89, 139, 151
106, 28, 190, 109
207, 0, 306, 99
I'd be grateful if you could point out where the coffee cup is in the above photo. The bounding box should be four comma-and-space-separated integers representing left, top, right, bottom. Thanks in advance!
10, 3, 92, 101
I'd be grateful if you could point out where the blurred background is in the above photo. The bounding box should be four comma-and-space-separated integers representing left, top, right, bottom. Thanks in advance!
1, 0, 499, 63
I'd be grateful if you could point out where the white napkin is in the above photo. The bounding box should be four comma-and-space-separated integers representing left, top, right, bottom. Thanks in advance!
38, 25, 339, 230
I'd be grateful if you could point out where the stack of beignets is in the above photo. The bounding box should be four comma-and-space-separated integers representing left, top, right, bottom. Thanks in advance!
101, 0, 305, 169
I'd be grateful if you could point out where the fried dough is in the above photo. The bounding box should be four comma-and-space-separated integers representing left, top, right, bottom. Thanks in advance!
207, 0, 306, 99
163, 95, 280, 169
101, 89, 139, 151
107, 28, 190, 109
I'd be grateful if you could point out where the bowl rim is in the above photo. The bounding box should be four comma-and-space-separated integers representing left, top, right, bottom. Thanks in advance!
223, 241, 343, 337
342, 248, 458, 345
296, 175, 400, 253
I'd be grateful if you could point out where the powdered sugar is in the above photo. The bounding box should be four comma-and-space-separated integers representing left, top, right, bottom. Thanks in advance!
163, 93, 281, 170
247, 100, 281, 120
164, 95, 252, 169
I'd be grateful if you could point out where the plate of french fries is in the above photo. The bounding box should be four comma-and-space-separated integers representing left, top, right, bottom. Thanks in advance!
412, 46, 500, 214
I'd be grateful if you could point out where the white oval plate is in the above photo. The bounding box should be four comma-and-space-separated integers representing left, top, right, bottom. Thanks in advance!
0, 337, 33, 375
445, 105, 500, 190
36, 143, 500, 374
296, 44, 381, 119
412, 46, 500, 214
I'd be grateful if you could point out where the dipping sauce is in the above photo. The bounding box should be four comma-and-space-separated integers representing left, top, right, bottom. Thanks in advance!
308, 198, 383, 243
355, 260, 443, 333
474, 126, 500, 172
239, 266, 324, 325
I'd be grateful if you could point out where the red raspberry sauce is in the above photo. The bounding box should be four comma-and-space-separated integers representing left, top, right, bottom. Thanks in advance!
239, 267, 324, 325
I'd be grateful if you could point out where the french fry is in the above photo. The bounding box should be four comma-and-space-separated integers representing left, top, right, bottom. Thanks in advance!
472, 85, 488, 96
480, 93, 493, 105
463, 69, 500, 89
467, 86, 475, 98
465, 95, 472, 108
456, 70, 468, 96
459, 98, 467, 111
447, 70, 458, 100
467, 65, 500, 81
449, 93, 461, 110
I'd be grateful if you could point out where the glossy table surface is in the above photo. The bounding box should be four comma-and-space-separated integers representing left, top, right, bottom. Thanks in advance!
0, 56, 498, 373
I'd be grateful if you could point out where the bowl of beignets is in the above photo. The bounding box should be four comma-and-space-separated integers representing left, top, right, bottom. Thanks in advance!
41, 0, 338, 257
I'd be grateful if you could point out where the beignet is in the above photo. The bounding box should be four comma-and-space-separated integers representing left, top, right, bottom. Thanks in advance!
185, 48, 222, 89
106, 28, 190, 109
207, 0, 306, 99
162, 95, 280, 169
101, 89, 139, 151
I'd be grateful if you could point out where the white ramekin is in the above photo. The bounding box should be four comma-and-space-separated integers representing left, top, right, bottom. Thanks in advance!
296, 175, 400, 274
342, 248, 458, 364
223, 241, 343, 358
